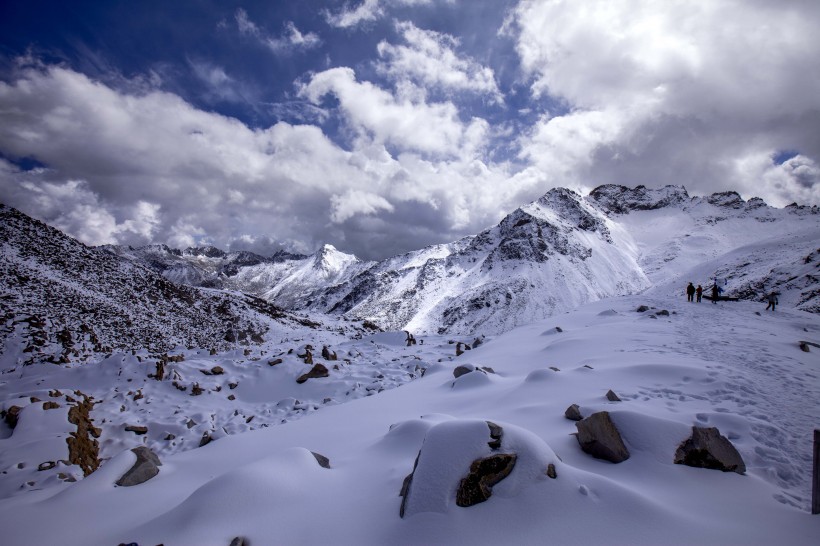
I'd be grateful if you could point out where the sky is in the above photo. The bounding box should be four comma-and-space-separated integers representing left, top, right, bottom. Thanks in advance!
0, 0, 819, 261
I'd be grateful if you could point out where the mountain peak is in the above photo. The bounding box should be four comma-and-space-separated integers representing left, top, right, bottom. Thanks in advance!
588, 184, 690, 214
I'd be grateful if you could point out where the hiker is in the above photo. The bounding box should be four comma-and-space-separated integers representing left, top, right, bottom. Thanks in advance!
696, 284, 703, 303
765, 292, 778, 311
686, 282, 695, 302
710, 283, 719, 304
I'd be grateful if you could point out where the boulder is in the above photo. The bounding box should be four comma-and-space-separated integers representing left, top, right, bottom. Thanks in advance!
3, 405, 21, 429
636, 305, 650, 313
564, 404, 583, 421
605, 389, 622, 402
311, 451, 331, 469
116, 446, 162, 487
674, 426, 746, 474
453, 365, 475, 378
268, 358, 283, 366
124, 425, 148, 435
456, 454, 517, 507
42, 401, 60, 410
210, 366, 224, 375
575, 411, 630, 463
38, 461, 56, 471
296, 364, 329, 384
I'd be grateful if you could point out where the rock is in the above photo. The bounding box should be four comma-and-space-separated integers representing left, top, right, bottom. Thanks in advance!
199, 432, 213, 447
186, 418, 197, 429
453, 365, 475, 378
4, 405, 21, 429
480, 366, 495, 374
164, 433, 176, 441
42, 401, 60, 410
229, 538, 249, 546
487, 421, 503, 450
124, 425, 148, 435
605, 389, 622, 402
637, 305, 650, 313
268, 358, 283, 366
564, 404, 583, 421
656, 309, 670, 316
116, 446, 162, 487
455, 453, 517, 507
674, 426, 746, 474
210, 366, 224, 375
472, 336, 483, 348
546, 463, 557, 479
311, 451, 331, 469
229, 382, 239, 389
575, 411, 630, 463
38, 461, 56, 471
227, 394, 235, 401
191, 383, 204, 396
322, 346, 338, 360
66, 394, 100, 476
296, 363, 329, 384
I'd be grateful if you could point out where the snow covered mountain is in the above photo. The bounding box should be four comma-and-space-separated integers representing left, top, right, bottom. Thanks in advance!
0, 204, 350, 366
111, 185, 818, 335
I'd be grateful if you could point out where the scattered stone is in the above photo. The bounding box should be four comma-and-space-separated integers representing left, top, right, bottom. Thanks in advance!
575, 411, 630, 463
199, 432, 213, 447
296, 364, 329, 384
229, 536, 249, 546
800, 342, 810, 352
29, 396, 41, 403
38, 461, 56, 471
311, 451, 331, 469
455, 453, 517, 507
674, 426, 746, 474
656, 309, 670, 316
564, 404, 583, 421
227, 394, 235, 401
555, 326, 563, 333
453, 365, 474, 378
229, 382, 239, 389
268, 358, 283, 366
549, 366, 560, 372
583, 364, 594, 369
116, 446, 162, 487
191, 383, 204, 396
210, 366, 225, 375
487, 421, 503, 450
164, 433, 176, 441
605, 389, 622, 402
49, 389, 62, 398
546, 463, 557, 479
42, 401, 60, 410
480, 366, 495, 374
636, 305, 650, 313
472, 336, 484, 348
186, 419, 197, 429
124, 425, 148, 435
322, 346, 338, 360
154, 359, 165, 381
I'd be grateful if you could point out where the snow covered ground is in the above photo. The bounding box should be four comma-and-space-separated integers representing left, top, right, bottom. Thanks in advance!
2, 294, 818, 545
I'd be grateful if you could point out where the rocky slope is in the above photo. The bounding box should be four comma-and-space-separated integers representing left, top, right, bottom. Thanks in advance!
0, 204, 322, 366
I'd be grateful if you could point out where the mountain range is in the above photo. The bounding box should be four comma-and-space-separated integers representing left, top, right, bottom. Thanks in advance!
104, 184, 820, 335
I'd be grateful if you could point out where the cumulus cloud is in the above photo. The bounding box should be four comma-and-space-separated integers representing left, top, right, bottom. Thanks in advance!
235, 9, 321, 54
299, 66, 488, 157
508, 0, 820, 200
376, 21, 502, 101
0, 64, 526, 260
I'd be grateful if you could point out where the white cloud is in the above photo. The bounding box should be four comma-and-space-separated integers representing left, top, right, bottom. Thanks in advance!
324, 0, 435, 29
0, 64, 526, 260
330, 190, 395, 223
235, 9, 321, 55
508, 0, 820, 199
376, 21, 501, 101
299, 66, 486, 157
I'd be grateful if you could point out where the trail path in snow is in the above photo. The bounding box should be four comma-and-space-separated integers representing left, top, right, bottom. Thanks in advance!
644, 297, 820, 510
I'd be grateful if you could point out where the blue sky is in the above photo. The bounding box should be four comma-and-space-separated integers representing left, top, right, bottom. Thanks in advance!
1, 0, 819, 260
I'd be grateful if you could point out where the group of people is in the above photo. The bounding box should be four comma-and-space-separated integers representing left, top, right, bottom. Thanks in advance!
685, 282, 779, 310
685, 282, 714, 303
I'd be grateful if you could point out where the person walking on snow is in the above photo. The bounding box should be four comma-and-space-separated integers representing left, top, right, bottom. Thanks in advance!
686, 282, 696, 302
765, 291, 778, 311
696, 285, 703, 302
711, 283, 720, 304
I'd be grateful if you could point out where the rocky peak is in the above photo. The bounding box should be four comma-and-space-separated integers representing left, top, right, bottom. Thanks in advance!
588, 184, 690, 214
183, 245, 226, 259
312, 244, 358, 273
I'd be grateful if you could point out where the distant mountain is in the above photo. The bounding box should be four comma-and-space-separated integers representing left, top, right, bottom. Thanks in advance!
106, 185, 820, 335
0, 204, 313, 366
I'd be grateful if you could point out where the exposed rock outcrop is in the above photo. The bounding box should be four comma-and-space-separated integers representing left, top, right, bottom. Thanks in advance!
575, 411, 630, 463
116, 446, 162, 487
674, 426, 746, 474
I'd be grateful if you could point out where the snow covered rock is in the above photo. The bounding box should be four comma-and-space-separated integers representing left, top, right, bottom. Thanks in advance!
564, 404, 583, 421
399, 419, 562, 518
115, 446, 162, 487
296, 364, 330, 384
575, 411, 630, 463
674, 426, 746, 474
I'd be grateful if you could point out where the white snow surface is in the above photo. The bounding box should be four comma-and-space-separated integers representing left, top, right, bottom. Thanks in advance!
2, 295, 819, 545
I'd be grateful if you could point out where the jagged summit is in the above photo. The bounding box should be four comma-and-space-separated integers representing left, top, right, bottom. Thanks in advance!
588, 184, 690, 214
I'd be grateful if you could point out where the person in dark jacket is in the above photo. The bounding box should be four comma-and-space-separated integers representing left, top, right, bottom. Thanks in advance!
711, 283, 719, 304
686, 282, 695, 302
765, 291, 778, 311
696, 285, 703, 303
